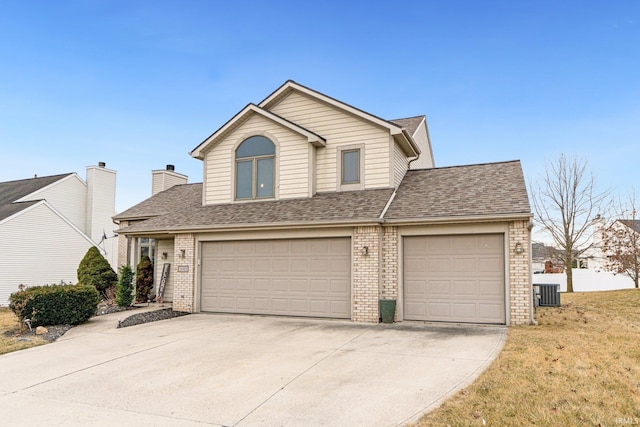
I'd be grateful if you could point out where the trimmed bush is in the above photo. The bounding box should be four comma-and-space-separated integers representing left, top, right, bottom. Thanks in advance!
116, 265, 135, 307
9, 284, 100, 327
77, 246, 118, 299
135, 256, 154, 303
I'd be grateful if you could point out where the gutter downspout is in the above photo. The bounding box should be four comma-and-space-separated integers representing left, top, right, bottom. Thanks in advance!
379, 189, 397, 220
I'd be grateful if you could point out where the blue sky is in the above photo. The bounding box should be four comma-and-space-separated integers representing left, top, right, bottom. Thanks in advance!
1, 0, 638, 227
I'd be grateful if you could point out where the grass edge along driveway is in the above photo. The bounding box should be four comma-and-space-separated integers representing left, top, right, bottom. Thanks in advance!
417, 289, 640, 426
0, 307, 48, 355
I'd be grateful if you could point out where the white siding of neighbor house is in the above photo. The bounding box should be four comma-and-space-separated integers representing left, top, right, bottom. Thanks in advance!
203, 114, 310, 205
269, 91, 392, 192
19, 174, 87, 233
409, 119, 435, 170
86, 166, 118, 269
154, 239, 174, 302
0, 202, 95, 305
393, 140, 409, 187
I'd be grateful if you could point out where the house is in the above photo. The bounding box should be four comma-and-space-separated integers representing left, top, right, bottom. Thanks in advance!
0, 163, 118, 304
115, 81, 533, 325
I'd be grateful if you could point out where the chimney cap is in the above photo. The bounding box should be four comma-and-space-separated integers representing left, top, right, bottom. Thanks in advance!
98, 162, 106, 168
166, 164, 175, 171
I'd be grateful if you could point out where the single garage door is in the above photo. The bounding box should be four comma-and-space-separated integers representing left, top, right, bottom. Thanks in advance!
200, 238, 351, 318
404, 234, 505, 324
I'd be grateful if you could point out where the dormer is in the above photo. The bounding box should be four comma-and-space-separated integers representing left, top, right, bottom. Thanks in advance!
191, 81, 429, 206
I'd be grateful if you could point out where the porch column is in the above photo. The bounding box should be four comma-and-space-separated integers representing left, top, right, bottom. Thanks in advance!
352, 226, 381, 322
173, 233, 195, 313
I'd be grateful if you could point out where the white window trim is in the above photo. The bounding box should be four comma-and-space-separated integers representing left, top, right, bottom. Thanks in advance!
336, 144, 365, 191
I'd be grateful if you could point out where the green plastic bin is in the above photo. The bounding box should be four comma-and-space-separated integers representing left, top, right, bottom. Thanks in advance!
379, 299, 396, 323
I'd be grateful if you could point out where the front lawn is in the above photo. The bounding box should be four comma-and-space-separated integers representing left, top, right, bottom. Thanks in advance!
417, 289, 640, 426
0, 307, 47, 355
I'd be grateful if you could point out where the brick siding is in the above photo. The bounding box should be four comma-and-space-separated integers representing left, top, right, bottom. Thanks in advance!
172, 233, 195, 313
509, 220, 533, 325
352, 226, 380, 322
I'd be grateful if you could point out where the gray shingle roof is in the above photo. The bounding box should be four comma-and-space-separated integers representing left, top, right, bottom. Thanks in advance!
117, 186, 394, 233
0, 173, 72, 221
113, 183, 201, 221
116, 160, 531, 234
384, 161, 531, 221
390, 116, 425, 136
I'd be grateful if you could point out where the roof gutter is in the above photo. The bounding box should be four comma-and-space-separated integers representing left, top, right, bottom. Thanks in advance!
382, 212, 534, 226
118, 211, 534, 236
118, 218, 386, 236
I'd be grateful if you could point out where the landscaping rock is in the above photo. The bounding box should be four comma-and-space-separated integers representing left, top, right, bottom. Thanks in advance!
35, 326, 48, 335
118, 308, 189, 328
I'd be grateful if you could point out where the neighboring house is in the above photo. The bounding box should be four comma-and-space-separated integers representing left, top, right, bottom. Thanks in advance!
115, 81, 533, 325
532, 242, 564, 273
0, 163, 118, 305
587, 218, 640, 272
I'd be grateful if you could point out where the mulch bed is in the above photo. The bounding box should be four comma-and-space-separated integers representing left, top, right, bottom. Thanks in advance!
7, 302, 188, 342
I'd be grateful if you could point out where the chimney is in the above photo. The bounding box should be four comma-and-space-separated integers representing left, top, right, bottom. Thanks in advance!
86, 162, 117, 267
151, 164, 188, 196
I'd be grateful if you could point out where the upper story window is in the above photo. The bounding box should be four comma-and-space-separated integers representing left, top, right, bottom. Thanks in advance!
341, 149, 360, 184
235, 136, 275, 200
337, 144, 364, 191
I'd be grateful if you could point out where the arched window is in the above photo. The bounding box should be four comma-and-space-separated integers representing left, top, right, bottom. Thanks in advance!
235, 136, 275, 199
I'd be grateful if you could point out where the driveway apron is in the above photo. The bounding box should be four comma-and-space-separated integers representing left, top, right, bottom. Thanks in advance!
0, 312, 506, 426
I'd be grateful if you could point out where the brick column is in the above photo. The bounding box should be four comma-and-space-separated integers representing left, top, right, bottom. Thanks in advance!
380, 226, 398, 300
352, 226, 380, 322
509, 220, 532, 325
381, 226, 399, 322
173, 233, 195, 313
116, 221, 129, 268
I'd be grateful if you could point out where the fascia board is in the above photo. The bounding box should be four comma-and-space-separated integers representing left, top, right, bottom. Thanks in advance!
190, 104, 325, 159
119, 219, 385, 236
260, 81, 405, 136
383, 212, 534, 226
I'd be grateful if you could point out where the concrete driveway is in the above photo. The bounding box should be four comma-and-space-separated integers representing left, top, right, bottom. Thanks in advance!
0, 311, 505, 426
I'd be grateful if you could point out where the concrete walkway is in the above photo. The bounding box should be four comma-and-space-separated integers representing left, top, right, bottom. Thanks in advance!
0, 311, 506, 426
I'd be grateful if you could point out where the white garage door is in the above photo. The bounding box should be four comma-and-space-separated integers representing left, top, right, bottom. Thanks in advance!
404, 234, 505, 324
200, 238, 351, 319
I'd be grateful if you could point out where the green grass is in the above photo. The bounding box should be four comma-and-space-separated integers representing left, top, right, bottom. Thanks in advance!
416, 289, 640, 426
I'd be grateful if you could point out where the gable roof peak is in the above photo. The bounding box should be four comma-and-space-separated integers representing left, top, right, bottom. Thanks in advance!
259, 80, 420, 157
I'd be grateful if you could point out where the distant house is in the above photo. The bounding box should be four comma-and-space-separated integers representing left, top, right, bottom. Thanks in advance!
532, 242, 564, 273
0, 163, 118, 304
115, 81, 533, 325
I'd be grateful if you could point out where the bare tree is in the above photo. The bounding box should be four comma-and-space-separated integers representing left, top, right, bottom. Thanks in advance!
602, 190, 640, 288
531, 154, 609, 292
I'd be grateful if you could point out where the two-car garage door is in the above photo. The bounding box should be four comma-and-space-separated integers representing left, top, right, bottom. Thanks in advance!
404, 234, 506, 324
200, 238, 351, 319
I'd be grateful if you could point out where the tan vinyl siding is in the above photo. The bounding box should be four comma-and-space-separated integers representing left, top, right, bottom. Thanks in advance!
0, 203, 94, 305
393, 141, 409, 187
155, 239, 174, 302
409, 119, 434, 169
152, 171, 188, 196
270, 91, 391, 191
20, 175, 87, 232
203, 114, 310, 205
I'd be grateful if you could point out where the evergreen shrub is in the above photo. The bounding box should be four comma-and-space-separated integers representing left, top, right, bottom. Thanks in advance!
77, 246, 118, 299
135, 256, 154, 303
9, 284, 99, 326
116, 264, 135, 307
